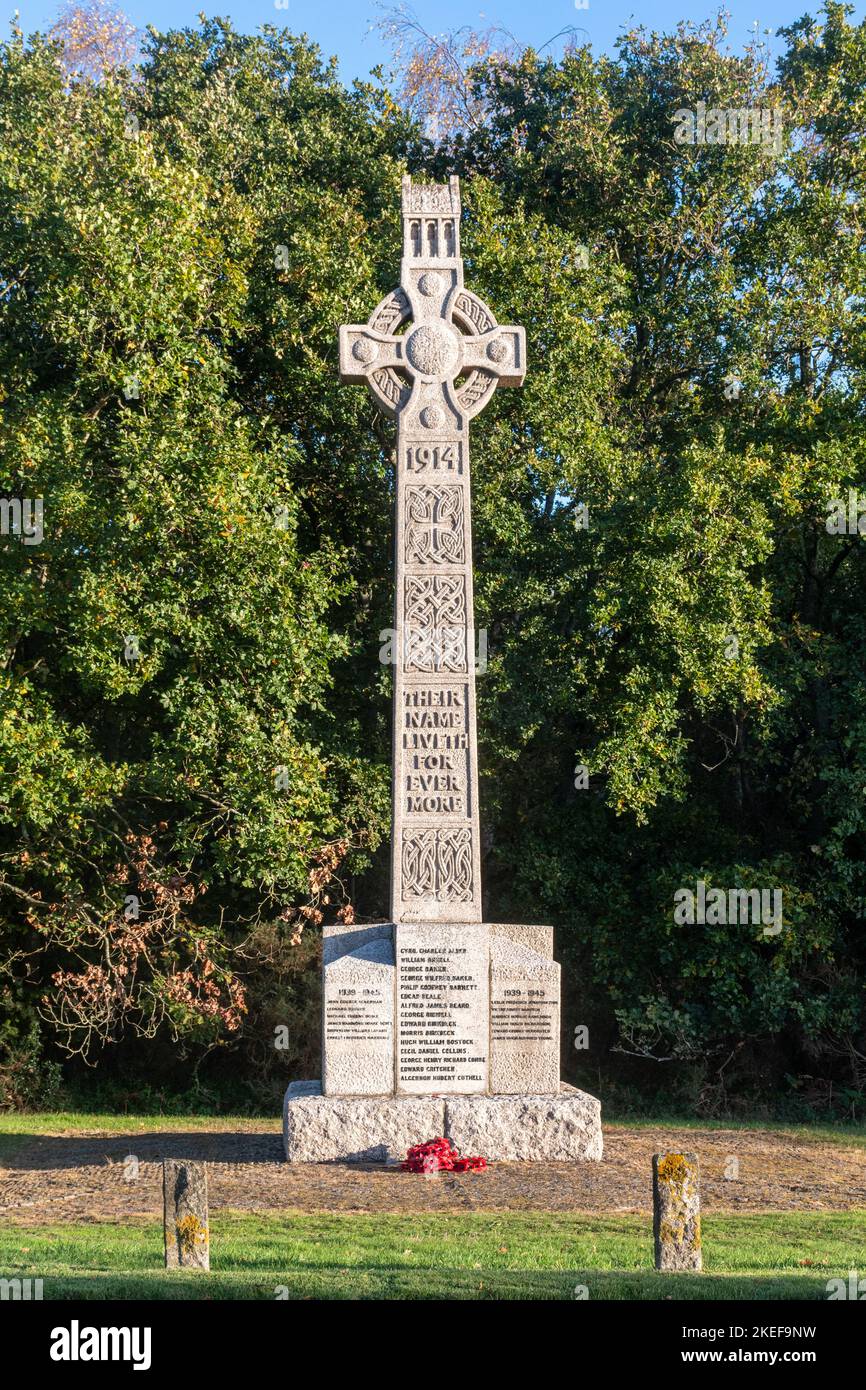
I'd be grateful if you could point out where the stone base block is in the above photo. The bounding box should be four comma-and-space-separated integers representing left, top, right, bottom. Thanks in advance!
283, 1081, 603, 1163
283, 1081, 444, 1162
445, 1087, 603, 1162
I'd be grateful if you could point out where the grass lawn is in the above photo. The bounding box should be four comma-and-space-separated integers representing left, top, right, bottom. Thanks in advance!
1, 1109, 864, 1152
604, 1114, 866, 1148
1, 1211, 863, 1300
2, 1112, 863, 1299
0, 1111, 280, 1162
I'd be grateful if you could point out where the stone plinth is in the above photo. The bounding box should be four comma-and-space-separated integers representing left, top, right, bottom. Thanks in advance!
490, 923, 554, 958
322, 920, 392, 965
446, 1087, 602, 1161
489, 935, 560, 1094
283, 1080, 603, 1163
283, 1081, 444, 1162
396, 921, 489, 1094
285, 914, 604, 1163
323, 937, 394, 1096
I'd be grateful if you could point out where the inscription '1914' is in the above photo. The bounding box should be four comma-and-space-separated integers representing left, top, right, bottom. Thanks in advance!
405, 442, 463, 474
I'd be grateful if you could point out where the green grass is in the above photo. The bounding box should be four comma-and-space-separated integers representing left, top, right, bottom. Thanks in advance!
603, 1115, 866, 1148
2, 1111, 862, 1299
2, 1110, 863, 1143
0, 1111, 277, 1162
1, 1211, 863, 1300
0, 1111, 279, 1133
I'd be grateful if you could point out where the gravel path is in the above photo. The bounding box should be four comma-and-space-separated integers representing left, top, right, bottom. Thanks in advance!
1, 1124, 864, 1224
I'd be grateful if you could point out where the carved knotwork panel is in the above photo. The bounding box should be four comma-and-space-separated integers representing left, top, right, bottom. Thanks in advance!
453, 291, 494, 334
451, 290, 498, 416
404, 574, 467, 672
367, 289, 411, 415
401, 826, 474, 901
371, 288, 410, 334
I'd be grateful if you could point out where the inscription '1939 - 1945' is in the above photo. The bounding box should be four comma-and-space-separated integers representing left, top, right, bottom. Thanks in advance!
403, 685, 470, 816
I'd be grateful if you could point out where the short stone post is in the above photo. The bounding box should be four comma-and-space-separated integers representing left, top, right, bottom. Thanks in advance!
652, 1152, 702, 1271
163, 1160, 209, 1270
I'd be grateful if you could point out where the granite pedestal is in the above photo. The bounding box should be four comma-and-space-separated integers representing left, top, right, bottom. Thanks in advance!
283, 921, 603, 1163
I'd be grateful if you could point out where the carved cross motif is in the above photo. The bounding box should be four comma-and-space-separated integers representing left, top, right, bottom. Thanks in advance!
339, 175, 526, 923
405, 485, 464, 566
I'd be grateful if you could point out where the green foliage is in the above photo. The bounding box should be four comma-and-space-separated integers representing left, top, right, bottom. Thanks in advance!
0, 18, 404, 1087
0, 8, 864, 1112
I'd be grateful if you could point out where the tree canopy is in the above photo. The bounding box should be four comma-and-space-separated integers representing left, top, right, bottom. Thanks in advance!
0, 6, 864, 1116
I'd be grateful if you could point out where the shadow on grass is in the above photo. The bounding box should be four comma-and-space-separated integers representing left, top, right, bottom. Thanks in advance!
33, 1268, 832, 1301
0, 1133, 284, 1170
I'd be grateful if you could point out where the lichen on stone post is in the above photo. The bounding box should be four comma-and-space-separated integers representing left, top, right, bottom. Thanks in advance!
163, 1160, 209, 1271
652, 1151, 702, 1272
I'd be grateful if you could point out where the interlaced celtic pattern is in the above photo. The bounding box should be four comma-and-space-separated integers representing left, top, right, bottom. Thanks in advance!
401, 827, 474, 901
404, 575, 467, 671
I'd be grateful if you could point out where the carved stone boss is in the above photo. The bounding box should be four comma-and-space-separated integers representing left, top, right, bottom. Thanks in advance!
339, 176, 526, 923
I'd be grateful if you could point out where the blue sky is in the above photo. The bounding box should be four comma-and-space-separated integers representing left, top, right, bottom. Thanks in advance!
7, 0, 863, 84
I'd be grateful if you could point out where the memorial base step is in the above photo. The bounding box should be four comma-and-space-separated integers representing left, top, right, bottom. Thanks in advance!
283, 1080, 603, 1163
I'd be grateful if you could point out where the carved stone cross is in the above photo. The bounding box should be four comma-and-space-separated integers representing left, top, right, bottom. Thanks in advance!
339, 175, 526, 924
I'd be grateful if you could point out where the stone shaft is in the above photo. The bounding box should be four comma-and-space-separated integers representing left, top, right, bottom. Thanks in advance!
163, 1160, 209, 1270
339, 176, 526, 923
652, 1151, 702, 1271
392, 180, 480, 923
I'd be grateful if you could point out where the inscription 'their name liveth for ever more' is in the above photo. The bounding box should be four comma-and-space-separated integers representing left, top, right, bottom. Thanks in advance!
402, 684, 470, 817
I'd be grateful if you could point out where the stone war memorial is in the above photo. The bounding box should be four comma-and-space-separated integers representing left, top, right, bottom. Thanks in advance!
283, 176, 603, 1164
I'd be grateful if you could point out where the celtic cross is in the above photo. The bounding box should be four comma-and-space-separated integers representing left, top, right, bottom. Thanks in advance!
339, 175, 526, 923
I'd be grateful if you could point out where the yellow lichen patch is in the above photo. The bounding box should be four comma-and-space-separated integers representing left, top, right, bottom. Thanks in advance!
656, 1153, 692, 1186
176, 1213, 208, 1257
659, 1218, 686, 1245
